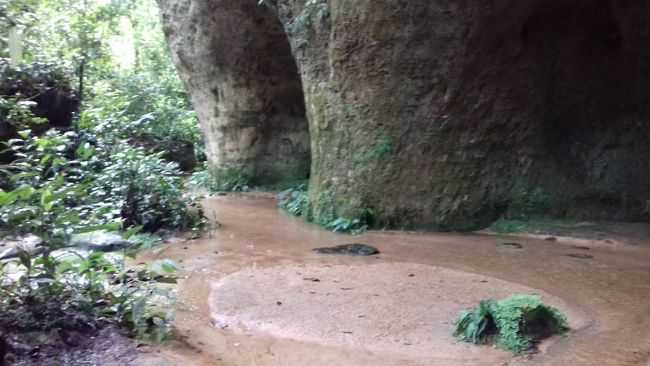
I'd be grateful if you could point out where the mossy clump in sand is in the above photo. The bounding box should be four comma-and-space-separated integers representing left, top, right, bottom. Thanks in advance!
454, 294, 569, 353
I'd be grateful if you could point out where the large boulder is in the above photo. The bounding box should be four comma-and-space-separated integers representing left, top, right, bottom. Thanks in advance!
158, 0, 650, 230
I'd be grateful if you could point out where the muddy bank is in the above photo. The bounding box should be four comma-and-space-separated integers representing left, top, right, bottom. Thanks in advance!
136, 194, 650, 366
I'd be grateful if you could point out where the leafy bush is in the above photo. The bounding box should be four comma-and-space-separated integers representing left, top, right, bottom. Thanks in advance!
0, 129, 97, 249
0, 58, 74, 94
0, 97, 47, 130
454, 294, 569, 353
79, 68, 203, 165
88, 145, 202, 232
1, 128, 203, 235
278, 183, 310, 216
0, 249, 176, 341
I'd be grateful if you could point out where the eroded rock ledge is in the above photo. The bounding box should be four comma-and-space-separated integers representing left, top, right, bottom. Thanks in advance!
158, 0, 650, 230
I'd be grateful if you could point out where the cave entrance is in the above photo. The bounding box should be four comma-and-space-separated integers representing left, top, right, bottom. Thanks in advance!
245, 4, 310, 186
161, 1, 311, 186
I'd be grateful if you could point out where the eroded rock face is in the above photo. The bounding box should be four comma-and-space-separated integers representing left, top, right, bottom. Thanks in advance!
159, 0, 650, 230
157, 0, 310, 184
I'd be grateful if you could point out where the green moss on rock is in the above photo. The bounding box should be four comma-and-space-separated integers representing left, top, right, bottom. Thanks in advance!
454, 294, 569, 354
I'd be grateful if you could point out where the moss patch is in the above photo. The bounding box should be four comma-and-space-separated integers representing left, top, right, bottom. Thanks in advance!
454, 294, 569, 354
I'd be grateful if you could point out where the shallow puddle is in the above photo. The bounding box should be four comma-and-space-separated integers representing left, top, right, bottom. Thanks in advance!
137, 194, 650, 366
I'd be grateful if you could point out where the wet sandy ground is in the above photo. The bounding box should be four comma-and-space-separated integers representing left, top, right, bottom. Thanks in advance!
136, 194, 650, 366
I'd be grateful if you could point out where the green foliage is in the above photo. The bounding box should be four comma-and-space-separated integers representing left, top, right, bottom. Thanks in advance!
454, 294, 569, 353
0, 129, 100, 249
278, 184, 310, 217
508, 187, 552, 220
356, 134, 393, 164
0, 249, 175, 341
124, 232, 163, 257
1, 128, 203, 235
491, 219, 534, 234
0, 97, 47, 129
0, 0, 201, 348
0, 59, 74, 134
278, 184, 373, 234
81, 71, 201, 155
88, 145, 202, 232
286, 0, 329, 36
324, 216, 369, 234
0, 58, 74, 97
189, 166, 251, 193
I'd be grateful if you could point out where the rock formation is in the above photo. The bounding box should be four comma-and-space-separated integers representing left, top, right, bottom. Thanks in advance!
158, 1, 310, 184
158, 0, 650, 230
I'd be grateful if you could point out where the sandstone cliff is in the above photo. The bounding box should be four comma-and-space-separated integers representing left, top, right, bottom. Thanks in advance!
159, 0, 650, 230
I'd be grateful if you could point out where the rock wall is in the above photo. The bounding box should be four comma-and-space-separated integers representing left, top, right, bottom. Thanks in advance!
157, 0, 310, 184
159, 0, 650, 230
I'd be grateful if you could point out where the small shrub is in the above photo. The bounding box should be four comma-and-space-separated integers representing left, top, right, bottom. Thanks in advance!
89, 145, 202, 232
454, 294, 569, 353
278, 184, 310, 217
1, 129, 203, 234
0, 250, 176, 342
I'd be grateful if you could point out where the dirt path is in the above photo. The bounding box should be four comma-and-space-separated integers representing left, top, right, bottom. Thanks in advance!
137, 194, 650, 366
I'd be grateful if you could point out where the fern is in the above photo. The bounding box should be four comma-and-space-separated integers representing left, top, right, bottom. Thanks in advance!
454, 294, 569, 353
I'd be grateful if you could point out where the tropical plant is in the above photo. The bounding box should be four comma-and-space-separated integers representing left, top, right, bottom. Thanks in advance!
0, 248, 176, 341
454, 294, 569, 353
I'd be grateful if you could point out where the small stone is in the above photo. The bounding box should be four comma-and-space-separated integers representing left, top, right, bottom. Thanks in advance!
408, 274, 415, 277
544, 236, 557, 241
276, 301, 283, 306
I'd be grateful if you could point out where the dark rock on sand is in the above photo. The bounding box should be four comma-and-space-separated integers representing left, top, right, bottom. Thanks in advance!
313, 244, 380, 256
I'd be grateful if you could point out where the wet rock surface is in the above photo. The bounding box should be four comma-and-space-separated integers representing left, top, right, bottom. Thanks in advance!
312, 243, 380, 256
0, 235, 44, 260
69, 231, 133, 252
160, 0, 650, 230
